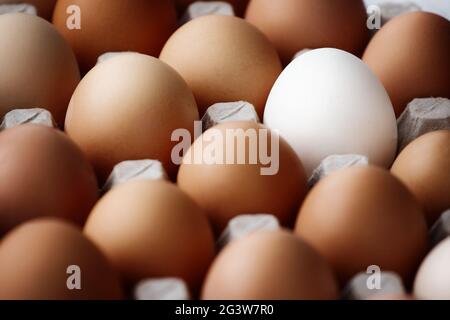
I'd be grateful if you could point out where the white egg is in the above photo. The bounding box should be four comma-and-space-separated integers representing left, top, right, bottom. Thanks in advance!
414, 237, 450, 300
264, 48, 398, 176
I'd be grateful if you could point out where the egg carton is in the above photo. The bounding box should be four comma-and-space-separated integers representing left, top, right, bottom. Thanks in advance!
179, 1, 235, 26
0, 3, 37, 15
0, 108, 56, 131
202, 101, 260, 132
102, 159, 168, 193
397, 97, 450, 152
342, 271, 406, 300
134, 278, 190, 300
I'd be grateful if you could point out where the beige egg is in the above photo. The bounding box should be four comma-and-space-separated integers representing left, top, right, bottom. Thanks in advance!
84, 180, 215, 293
65, 53, 199, 182
391, 130, 450, 225
0, 13, 80, 125
201, 230, 338, 300
177, 121, 308, 234
0, 124, 98, 236
295, 166, 427, 285
0, 218, 122, 300
160, 15, 282, 117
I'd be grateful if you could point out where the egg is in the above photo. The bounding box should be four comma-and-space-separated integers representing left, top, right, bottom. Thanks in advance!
84, 180, 214, 292
295, 166, 427, 285
0, 13, 80, 125
177, 121, 308, 233
175, 0, 249, 16
0, 125, 98, 236
53, 0, 177, 72
363, 12, 450, 117
160, 15, 282, 117
391, 130, 450, 225
0, 218, 122, 299
0, 0, 56, 19
264, 48, 397, 176
414, 237, 450, 300
201, 230, 338, 300
245, 0, 369, 64
65, 53, 199, 181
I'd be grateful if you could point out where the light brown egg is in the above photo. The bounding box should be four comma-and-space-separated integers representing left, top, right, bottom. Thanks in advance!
84, 180, 215, 292
245, 0, 369, 64
201, 230, 338, 300
0, 218, 122, 300
65, 53, 199, 182
177, 121, 308, 234
391, 130, 450, 225
53, 0, 177, 72
160, 15, 282, 117
0, 0, 57, 20
0, 125, 98, 236
295, 166, 427, 285
363, 12, 450, 117
0, 13, 80, 125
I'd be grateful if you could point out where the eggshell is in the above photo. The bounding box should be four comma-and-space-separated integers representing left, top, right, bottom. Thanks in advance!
160, 15, 282, 117
264, 48, 398, 176
0, 218, 122, 300
201, 230, 338, 300
65, 53, 199, 181
0, 13, 80, 125
295, 166, 427, 285
363, 12, 450, 117
0, 0, 56, 19
391, 130, 450, 225
84, 180, 215, 292
177, 121, 308, 233
53, 0, 177, 72
0, 124, 98, 236
245, 0, 369, 64
176, 0, 249, 16
414, 237, 450, 300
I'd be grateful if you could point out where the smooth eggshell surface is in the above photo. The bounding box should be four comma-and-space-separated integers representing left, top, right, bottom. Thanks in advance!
264, 48, 398, 176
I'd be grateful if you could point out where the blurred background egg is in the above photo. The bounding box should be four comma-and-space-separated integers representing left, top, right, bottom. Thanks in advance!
414, 237, 450, 300
264, 48, 397, 176
0, 125, 98, 236
391, 130, 450, 225
177, 121, 308, 234
201, 230, 338, 300
84, 180, 214, 293
65, 53, 199, 181
295, 166, 427, 285
53, 0, 177, 73
245, 0, 369, 64
160, 15, 282, 117
0, 0, 56, 20
0, 218, 122, 299
175, 0, 249, 17
0, 13, 80, 125
363, 12, 450, 117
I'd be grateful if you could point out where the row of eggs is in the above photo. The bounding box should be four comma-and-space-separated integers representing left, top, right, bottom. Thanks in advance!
0, 0, 448, 300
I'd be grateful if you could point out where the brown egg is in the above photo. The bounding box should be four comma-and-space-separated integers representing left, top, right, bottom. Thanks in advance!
0, 0, 57, 20
391, 130, 450, 225
160, 15, 282, 117
295, 166, 427, 285
177, 121, 308, 234
84, 180, 215, 292
363, 12, 450, 117
0, 125, 98, 236
65, 53, 199, 181
0, 218, 122, 300
245, 0, 369, 64
201, 230, 338, 300
0, 13, 80, 125
53, 0, 177, 72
